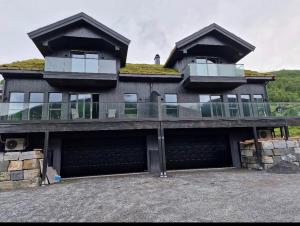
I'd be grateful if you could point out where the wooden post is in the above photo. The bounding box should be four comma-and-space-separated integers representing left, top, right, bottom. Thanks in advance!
284, 126, 290, 140
252, 127, 261, 168
42, 131, 49, 182
158, 124, 167, 177
280, 126, 285, 139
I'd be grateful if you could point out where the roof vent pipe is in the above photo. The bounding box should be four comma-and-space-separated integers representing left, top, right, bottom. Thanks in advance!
154, 54, 160, 65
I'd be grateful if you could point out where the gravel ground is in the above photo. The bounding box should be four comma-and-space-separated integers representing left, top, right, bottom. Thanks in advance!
0, 168, 300, 222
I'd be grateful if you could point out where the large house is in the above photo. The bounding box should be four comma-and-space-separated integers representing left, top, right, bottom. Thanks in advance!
0, 13, 299, 180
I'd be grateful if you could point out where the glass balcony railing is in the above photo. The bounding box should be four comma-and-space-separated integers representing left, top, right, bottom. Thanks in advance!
185, 63, 245, 77
44, 57, 117, 74
0, 102, 158, 121
0, 102, 299, 122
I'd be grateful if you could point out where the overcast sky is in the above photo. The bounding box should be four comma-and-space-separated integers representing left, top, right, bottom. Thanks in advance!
0, 0, 300, 72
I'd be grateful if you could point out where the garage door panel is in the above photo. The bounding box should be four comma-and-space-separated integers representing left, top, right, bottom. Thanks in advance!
166, 135, 232, 170
61, 136, 147, 178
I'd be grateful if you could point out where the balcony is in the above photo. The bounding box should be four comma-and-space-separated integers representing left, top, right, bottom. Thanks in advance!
43, 57, 118, 88
0, 102, 299, 122
183, 63, 247, 90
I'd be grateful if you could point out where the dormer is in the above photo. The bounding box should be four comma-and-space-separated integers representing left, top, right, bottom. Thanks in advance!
165, 24, 255, 90
28, 12, 130, 71
164, 23, 255, 73
28, 12, 130, 88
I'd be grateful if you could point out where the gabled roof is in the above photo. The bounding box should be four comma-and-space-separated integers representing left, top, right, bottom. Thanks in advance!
28, 12, 130, 45
165, 23, 255, 67
28, 12, 130, 66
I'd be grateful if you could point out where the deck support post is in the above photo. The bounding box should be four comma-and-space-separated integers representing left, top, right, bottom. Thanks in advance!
252, 127, 261, 168
284, 126, 290, 140
42, 131, 49, 183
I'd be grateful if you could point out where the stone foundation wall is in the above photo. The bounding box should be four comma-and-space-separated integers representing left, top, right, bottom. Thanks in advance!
240, 139, 300, 170
0, 149, 44, 190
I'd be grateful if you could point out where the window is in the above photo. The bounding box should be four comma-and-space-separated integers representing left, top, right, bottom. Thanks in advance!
195, 57, 221, 76
227, 95, 239, 117
71, 53, 99, 73
8, 92, 24, 120
124, 94, 137, 117
241, 95, 252, 117
199, 95, 211, 117
49, 93, 62, 120
199, 95, 223, 117
70, 94, 93, 119
29, 93, 44, 120
165, 94, 178, 117
253, 94, 267, 116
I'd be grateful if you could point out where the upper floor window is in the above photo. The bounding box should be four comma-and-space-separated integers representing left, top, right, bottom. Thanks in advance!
227, 94, 239, 117
29, 93, 44, 120
199, 95, 223, 117
124, 94, 137, 117
241, 94, 252, 117
253, 94, 267, 116
49, 93, 62, 120
8, 92, 24, 120
165, 94, 178, 117
71, 52, 99, 73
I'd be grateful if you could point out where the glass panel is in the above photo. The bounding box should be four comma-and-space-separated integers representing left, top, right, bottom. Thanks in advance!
165, 94, 178, 117
241, 95, 252, 117
207, 63, 218, 76
49, 93, 62, 120
71, 54, 85, 73
124, 94, 137, 117
29, 93, 44, 120
211, 95, 223, 117
227, 94, 239, 117
199, 95, 211, 117
85, 54, 99, 73
9, 92, 24, 120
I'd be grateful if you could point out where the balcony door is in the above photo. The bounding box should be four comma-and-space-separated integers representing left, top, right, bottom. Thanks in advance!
70, 94, 99, 120
71, 53, 99, 73
199, 95, 223, 117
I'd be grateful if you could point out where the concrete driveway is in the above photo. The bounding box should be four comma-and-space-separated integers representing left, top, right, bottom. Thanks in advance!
0, 168, 300, 222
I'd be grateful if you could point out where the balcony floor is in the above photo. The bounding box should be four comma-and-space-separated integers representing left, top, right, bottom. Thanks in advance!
0, 117, 299, 134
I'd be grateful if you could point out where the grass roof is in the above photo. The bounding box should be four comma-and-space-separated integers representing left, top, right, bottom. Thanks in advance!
0, 58, 273, 77
120, 63, 179, 75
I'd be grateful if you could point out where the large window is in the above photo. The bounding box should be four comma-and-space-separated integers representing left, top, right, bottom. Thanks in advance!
227, 94, 239, 117
165, 94, 178, 117
8, 92, 24, 120
49, 93, 62, 120
253, 94, 267, 117
199, 95, 223, 117
71, 53, 99, 73
124, 94, 137, 117
29, 93, 44, 120
241, 95, 252, 117
70, 94, 95, 119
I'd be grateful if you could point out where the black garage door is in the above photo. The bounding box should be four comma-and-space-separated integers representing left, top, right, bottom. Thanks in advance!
165, 135, 232, 170
61, 136, 147, 178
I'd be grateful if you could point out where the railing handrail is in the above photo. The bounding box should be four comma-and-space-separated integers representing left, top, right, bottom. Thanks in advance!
45, 56, 117, 61
188, 62, 244, 66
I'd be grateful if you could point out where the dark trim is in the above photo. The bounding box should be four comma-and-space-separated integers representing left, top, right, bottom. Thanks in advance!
119, 73, 183, 82
176, 23, 255, 50
0, 69, 43, 79
28, 12, 130, 45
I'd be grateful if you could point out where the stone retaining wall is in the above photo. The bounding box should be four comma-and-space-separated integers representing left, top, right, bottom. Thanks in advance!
0, 149, 44, 190
240, 139, 300, 170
